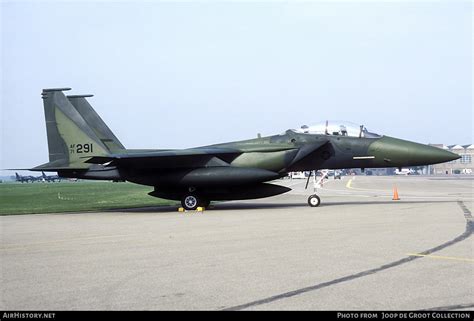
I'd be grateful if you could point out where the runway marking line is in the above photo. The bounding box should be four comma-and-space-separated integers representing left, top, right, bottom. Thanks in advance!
407, 253, 474, 263
346, 179, 353, 189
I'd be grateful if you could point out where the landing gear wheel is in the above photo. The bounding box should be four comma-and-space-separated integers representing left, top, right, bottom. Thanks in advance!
181, 194, 200, 211
307, 194, 321, 207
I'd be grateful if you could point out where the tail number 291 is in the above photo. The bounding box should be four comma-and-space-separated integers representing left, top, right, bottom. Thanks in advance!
70, 143, 93, 154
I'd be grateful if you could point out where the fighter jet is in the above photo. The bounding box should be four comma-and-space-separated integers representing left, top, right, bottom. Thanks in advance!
31, 88, 459, 209
15, 172, 41, 183
41, 171, 60, 182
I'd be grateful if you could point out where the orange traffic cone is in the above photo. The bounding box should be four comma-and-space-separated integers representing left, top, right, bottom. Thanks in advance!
392, 186, 400, 201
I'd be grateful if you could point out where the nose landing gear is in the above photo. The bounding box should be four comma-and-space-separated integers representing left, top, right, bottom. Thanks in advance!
305, 170, 325, 207
307, 194, 321, 207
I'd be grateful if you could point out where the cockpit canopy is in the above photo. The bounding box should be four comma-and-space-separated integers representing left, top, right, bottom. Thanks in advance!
293, 121, 381, 138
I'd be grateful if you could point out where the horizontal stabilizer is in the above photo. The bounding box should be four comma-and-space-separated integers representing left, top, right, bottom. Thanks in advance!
29, 160, 89, 172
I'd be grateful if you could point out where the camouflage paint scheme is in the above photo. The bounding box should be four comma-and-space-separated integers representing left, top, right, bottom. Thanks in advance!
32, 88, 459, 207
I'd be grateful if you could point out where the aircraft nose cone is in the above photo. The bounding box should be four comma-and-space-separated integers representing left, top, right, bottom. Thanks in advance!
368, 136, 461, 166
414, 145, 460, 164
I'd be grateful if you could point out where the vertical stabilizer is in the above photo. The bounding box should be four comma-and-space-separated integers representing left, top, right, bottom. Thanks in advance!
67, 95, 125, 153
41, 88, 109, 168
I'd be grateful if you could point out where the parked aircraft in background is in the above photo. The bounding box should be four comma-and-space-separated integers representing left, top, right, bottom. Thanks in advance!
15, 172, 41, 183
42, 171, 61, 182
15, 172, 61, 183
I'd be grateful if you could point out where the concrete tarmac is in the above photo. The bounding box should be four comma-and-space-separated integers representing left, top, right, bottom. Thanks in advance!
1, 176, 473, 310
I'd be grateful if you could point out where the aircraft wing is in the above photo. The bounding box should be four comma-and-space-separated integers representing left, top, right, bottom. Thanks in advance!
85, 147, 243, 169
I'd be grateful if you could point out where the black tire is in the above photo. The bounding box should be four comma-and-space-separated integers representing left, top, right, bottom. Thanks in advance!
199, 199, 211, 208
181, 194, 200, 210
307, 194, 321, 207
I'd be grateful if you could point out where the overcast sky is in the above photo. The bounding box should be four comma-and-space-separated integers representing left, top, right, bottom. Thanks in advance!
1, 1, 472, 175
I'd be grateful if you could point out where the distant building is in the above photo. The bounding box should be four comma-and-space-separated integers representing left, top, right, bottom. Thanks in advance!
429, 144, 473, 175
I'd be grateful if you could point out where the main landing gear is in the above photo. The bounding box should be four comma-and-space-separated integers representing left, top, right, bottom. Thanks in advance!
181, 194, 210, 211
